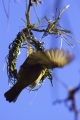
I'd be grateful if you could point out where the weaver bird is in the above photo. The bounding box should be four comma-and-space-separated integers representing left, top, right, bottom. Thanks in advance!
4, 48, 74, 102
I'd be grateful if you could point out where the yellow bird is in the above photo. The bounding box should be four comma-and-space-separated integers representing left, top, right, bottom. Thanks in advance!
4, 48, 74, 102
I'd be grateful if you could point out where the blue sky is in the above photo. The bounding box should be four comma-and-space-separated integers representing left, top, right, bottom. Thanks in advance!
0, 0, 80, 120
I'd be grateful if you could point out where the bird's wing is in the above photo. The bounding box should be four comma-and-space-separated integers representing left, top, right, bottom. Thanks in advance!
21, 48, 74, 69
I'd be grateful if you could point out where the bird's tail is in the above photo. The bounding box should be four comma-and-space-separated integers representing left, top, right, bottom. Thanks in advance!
4, 84, 22, 102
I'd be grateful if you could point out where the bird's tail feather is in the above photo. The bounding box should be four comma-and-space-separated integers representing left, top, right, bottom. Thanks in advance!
4, 84, 22, 102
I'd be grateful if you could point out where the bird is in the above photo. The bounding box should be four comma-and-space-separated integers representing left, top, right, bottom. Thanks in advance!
4, 48, 74, 102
